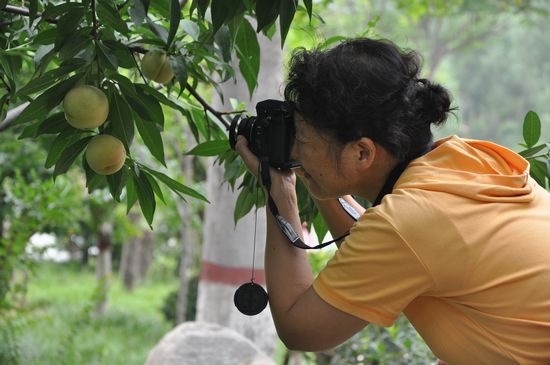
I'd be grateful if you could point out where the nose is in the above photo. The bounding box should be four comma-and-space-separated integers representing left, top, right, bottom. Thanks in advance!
289, 140, 303, 172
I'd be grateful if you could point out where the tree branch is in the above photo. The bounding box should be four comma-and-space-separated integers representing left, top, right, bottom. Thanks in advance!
91, 0, 98, 37
117, 0, 131, 11
0, 103, 29, 133
128, 45, 232, 129
1, 5, 58, 24
184, 85, 231, 129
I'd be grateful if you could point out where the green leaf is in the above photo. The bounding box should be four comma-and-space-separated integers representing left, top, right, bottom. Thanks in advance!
256, 0, 280, 32
96, 0, 129, 36
17, 64, 84, 97
126, 173, 138, 213
132, 168, 156, 227
312, 212, 328, 243
124, 85, 165, 128
58, 34, 93, 61
318, 35, 347, 50
33, 29, 58, 45
523, 111, 541, 148
146, 18, 169, 43
56, 6, 86, 47
96, 41, 118, 69
43, 2, 82, 19
235, 18, 260, 97
134, 83, 186, 114
129, 0, 147, 27
529, 159, 547, 188
45, 130, 82, 168
279, 0, 297, 47
53, 136, 94, 178
214, 24, 232, 62
143, 167, 209, 202
36, 112, 74, 136
211, 0, 243, 34
15, 74, 83, 125
107, 166, 128, 202
143, 170, 166, 203
102, 40, 135, 68
134, 113, 166, 166
303, 0, 313, 21
0, 94, 8, 121
519, 144, 546, 158
167, 0, 181, 47
234, 187, 256, 224
187, 139, 230, 156
110, 73, 139, 98
83, 158, 106, 193
196, 0, 210, 18
150, 0, 170, 18
18, 121, 42, 139
108, 87, 135, 150
0, 55, 17, 96
29, 0, 38, 25
35, 46, 56, 73
181, 20, 200, 41
169, 55, 188, 90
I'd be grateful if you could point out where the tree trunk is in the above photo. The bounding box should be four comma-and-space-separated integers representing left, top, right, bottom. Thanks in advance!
119, 236, 135, 290
94, 222, 113, 316
196, 25, 282, 356
119, 213, 154, 291
137, 230, 154, 279
176, 199, 197, 323
175, 122, 198, 324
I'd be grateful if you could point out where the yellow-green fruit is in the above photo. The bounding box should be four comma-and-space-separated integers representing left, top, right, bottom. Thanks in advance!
141, 51, 174, 84
63, 85, 109, 129
85, 135, 126, 175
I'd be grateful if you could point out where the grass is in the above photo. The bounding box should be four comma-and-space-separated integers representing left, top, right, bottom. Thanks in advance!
1, 262, 434, 365
1, 261, 177, 365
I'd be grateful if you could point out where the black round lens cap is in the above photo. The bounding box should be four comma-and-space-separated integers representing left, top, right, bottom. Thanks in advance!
234, 282, 268, 316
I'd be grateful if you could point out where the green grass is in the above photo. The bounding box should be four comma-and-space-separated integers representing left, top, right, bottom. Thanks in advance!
2, 262, 177, 365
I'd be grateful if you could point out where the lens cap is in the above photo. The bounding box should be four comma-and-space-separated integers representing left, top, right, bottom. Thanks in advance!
234, 282, 268, 316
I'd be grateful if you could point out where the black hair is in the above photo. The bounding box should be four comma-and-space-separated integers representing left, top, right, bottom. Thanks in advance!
284, 38, 456, 161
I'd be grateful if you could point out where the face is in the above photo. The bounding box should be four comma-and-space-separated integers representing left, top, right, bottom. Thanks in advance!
290, 112, 358, 199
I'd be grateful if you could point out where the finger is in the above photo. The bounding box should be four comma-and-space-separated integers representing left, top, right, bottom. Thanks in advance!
235, 135, 260, 176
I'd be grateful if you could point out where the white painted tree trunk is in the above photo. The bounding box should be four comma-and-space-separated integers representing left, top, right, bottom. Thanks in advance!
175, 117, 199, 324
196, 29, 283, 356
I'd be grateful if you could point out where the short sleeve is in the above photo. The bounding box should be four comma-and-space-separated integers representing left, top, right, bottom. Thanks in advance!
313, 209, 434, 327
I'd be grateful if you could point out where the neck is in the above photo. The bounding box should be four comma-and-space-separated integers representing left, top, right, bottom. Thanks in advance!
358, 148, 399, 203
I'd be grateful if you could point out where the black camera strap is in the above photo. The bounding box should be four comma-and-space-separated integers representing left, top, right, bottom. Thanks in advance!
260, 144, 433, 250
260, 159, 357, 250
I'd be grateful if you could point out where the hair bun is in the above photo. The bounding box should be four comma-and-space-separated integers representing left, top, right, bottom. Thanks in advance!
414, 79, 453, 126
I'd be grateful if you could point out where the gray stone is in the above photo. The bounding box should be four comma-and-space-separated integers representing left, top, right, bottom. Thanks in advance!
145, 321, 276, 365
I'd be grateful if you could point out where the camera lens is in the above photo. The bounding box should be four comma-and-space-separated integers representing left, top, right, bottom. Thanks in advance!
229, 115, 260, 155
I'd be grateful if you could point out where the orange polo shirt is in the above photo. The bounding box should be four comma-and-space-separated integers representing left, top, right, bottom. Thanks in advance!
313, 136, 550, 364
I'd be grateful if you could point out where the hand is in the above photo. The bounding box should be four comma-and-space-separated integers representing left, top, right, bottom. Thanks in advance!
234, 135, 297, 202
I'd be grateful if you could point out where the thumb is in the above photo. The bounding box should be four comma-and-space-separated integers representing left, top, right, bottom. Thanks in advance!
235, 135, 260, 176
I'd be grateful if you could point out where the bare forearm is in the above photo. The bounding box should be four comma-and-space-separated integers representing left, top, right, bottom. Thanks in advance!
314, 195, 365, 240
265, 192, 314, 330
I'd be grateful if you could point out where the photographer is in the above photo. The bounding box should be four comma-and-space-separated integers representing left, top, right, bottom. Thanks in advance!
234, 38, 550, 364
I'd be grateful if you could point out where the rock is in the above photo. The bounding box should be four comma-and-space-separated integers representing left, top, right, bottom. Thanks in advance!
145, 321, 276, 365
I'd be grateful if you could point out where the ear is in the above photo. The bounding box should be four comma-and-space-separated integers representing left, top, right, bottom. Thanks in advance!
356, 137, 376, 169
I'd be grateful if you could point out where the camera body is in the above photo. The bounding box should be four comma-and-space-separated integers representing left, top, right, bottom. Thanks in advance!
229, 99, 299, 170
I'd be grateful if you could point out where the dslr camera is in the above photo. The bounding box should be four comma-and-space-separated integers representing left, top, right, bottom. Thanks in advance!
229, 99, 300, 170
